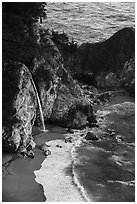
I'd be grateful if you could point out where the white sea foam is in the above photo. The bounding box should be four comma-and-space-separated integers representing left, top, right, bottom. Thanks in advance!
108, 180, 135, 186
71, 139, 92, 202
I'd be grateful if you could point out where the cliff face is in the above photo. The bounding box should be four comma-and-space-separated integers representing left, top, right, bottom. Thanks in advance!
2, 30, 96, 153
2, 62, 37, 152
53, 27, 135, 78
3, 27, 134, 153
33, 31, 96, 128
77, 27, 135, 74
49, 69, 95, 128
32, 34, 61, 123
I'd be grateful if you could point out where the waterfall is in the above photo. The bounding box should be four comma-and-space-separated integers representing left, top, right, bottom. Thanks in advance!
30, 75, 47, 132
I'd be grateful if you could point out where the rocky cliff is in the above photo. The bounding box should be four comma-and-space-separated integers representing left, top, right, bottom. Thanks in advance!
2, 26, 135, 154
2, 29, 96, 154
33, 31, 96, 128
77, 27, 135, 74
52, 27, 135, 86
2, 62, 37, 152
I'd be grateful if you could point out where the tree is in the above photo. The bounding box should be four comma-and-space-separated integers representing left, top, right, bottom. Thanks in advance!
2, 2, 47, 63
3, 3, 47, 30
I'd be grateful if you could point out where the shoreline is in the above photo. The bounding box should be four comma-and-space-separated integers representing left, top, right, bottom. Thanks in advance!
34, 129, 88, 202
71, 138, 91, 202
2, 94, 135, 202
2, 148, 46, 202
2, 125, 88, 202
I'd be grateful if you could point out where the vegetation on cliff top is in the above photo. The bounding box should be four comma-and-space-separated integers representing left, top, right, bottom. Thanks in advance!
2, 2, 47, 66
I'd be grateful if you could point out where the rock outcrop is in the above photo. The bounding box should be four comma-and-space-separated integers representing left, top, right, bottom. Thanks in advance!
85, 132, 99, 141
120, 57, 135, 96
3, 27, 134, 153
2, 61, 37, 152
2, 29, 96, 152
97, 102, 135, 143
33, 31, 96, 128
78, 27, 135, 74
49, 76, 95, 128
52, 27, 135, 85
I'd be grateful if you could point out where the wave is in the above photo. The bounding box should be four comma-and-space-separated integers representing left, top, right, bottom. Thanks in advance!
45, 2, 135, 44
108, 180, 135, 186
70, 134, 135, 202
70, 138, 109, 202
71, 139, 91, 202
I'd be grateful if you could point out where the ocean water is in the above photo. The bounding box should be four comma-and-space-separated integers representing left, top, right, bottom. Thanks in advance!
72, 95, 135, 202
73, 138, 135, 202
44, 2, 135, 44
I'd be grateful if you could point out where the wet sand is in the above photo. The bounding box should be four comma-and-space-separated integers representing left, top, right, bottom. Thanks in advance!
2, 125, 85, 202
2, 125, 67, 202
34, 127, 86, 202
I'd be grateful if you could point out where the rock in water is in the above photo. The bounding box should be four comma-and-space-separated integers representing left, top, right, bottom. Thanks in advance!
40, 144, 49, 151
116, 135, 125, 142
85, 132, 99, 141
40, 144, 51, 156
67, 128, 74, 133
2, 61, 37, 152
27, 150, 35, 159
65, 136, 73, 143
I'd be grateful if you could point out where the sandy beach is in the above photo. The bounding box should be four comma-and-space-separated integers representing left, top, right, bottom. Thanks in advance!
2, 125, 87, 202
34, 126, 87, 202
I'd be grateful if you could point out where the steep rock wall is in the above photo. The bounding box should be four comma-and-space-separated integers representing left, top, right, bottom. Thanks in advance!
33, 31, 96, 128
52, 27, 135, 80
2, 62, 37, 152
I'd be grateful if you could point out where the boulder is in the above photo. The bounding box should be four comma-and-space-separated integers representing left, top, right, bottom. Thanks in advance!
116, 135, 125, 142
67, 128, 74, 134
65, 136, 73, 143
2, 61, 37, 152
85, 132, 99, 141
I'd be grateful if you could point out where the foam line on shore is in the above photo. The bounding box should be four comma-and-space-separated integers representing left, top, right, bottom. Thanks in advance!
34, 137, 86, 202
71, 138, 92, 202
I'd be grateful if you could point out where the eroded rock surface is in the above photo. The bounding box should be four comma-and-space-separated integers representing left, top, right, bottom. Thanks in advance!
2, 31, 96, 152
2, 61, 37, 152
32, 31, 96, 129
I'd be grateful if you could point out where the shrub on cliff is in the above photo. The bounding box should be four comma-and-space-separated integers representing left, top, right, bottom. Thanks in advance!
53, 27, 135, 79
77, 27, 135, 75
2, 2, 47, 66
119, 58, 135, 97
96, 72, 120, 90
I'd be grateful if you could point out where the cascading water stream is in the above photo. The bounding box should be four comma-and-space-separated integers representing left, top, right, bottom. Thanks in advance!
30, 75, 47, 132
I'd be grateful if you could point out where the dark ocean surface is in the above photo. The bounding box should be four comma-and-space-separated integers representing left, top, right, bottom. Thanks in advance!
44, 2, 135, 44
72, 94, 135, 202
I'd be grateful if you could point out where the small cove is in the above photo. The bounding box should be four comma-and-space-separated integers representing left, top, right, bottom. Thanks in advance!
2, 93, 135, 202
2, 125, 67, 202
